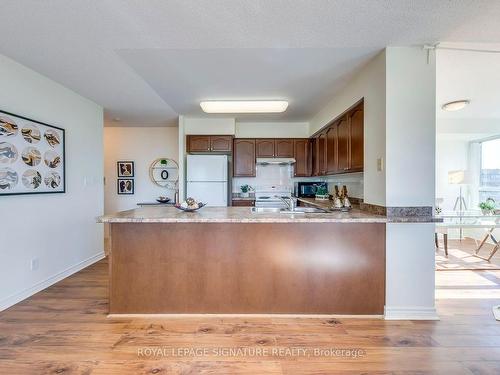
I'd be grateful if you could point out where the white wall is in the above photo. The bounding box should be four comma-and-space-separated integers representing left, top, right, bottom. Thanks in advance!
385, 47, 436, 207
0, 54, 104, 311
104, 126, 179, 213
236, 122, 309, 138
383, 47, 437, 320
385, 223, 437, 320
310, 51, 386, 206
436, 135, 470, 211
184, 117, 235, 135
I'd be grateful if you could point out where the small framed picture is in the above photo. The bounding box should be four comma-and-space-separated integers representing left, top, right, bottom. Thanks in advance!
117, 179, 134, 195
117, 161, 134, 177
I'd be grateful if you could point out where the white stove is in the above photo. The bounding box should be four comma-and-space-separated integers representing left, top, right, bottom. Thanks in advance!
254, 185, 292, 208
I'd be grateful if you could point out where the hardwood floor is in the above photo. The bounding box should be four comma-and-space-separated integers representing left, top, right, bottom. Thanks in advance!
1, 259, 500, 374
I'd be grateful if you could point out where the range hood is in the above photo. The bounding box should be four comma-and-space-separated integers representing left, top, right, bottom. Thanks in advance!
256, 158, 296, 165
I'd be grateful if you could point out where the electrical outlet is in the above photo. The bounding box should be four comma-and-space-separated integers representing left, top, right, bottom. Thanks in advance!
30, 258, 39, 271
377, 157, 384, 172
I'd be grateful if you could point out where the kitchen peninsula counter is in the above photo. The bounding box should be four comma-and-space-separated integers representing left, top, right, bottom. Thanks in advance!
98, 206, 386, 224
99, 206, 388, 316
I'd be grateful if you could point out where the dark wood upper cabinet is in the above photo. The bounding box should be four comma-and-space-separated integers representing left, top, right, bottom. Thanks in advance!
349, 107, 364, 171
187, 135, 232, 153
210, 135, 233, 152
317, 131, 327, 175
275, 139, 294, 157
233, 139, 256, 177
337, 116, 349, 172
326, 124, 338, 174
255, 139, 275, 157
293, 139, 311, 177
309, 100, 364, 176
187, 135, 210, 152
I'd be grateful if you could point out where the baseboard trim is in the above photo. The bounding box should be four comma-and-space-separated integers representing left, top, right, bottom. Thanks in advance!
384, 306, 440, 320
0, 252, 105, 312
108, 313, 385, 319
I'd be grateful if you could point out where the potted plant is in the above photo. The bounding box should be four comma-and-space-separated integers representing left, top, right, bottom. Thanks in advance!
240, 184, 252, 198
315, 185, 329, 200
479, 198, 496, 215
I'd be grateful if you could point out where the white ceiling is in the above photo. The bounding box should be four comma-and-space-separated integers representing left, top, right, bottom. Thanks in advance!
1, 1, 500, 127
437, 42, 500, 120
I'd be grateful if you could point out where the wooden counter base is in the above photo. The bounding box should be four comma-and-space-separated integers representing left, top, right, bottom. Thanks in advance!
110, 223, 385, 315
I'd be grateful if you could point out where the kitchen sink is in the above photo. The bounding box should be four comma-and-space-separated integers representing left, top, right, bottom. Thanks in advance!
250, 207, 283, 213
288, 207, 328, 213
250, 207, 327, 214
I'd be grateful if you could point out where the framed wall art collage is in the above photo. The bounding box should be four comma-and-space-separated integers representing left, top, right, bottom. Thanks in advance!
0, 110, 65, 196
117, 161, 134, 194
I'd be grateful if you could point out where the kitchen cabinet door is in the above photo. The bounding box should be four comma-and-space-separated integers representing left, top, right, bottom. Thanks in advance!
317, 131, 327, 175
255, 139, 275, 157
233, 139, 256, 177
187, 135, 210, 152
349, 107, 364, 171
326, 123, 338, 174
275, 139, 294, 157
337, 116, 349, 172
293, 139, 310, 177
210, 135, 233, 152
311, 137, 318, 176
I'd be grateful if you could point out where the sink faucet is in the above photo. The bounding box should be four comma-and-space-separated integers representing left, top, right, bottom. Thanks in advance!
277, 196, 296, 212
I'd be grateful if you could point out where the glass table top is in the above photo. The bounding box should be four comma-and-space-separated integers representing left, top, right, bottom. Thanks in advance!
436, 211, 500, 227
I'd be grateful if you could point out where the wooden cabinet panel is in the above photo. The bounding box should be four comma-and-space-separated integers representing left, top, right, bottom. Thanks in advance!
210, 135, 232, 152
232, 200, 255, 207
326, 124, 338, 174
349, 107, 364, 171
256, 139, 275, 157
275, 139, 294, 157
293, 139, 310, 177
317, 131, 327, 175
311, 137, 318, 176
233, 139, 256, 177
337, 116, 349, 172
187, 135, 210, 152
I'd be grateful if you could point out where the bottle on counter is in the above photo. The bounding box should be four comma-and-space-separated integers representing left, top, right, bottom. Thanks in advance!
333, 185, 343, 209
342, 185, 352, 208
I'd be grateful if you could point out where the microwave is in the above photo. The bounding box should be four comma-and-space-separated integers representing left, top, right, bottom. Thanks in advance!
297, 182, 327, 198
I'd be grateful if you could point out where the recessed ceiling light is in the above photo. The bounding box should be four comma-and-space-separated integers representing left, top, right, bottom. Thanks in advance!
200, 100, 288, 114
442, 100, 470, 112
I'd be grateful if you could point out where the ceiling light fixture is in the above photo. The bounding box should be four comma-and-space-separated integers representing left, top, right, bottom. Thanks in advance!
442, 100, 470, 112
200, 100, 288, 114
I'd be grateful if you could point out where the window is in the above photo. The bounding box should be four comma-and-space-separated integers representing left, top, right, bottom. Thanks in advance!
479, 138, 500, 203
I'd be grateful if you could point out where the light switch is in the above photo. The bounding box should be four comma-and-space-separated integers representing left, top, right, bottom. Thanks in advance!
377, 157, 384, 172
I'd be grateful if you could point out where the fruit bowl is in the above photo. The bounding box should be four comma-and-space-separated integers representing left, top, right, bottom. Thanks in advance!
174, 202, 206, 212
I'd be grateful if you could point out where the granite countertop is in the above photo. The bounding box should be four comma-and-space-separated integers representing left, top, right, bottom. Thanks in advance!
297, 197, 441, 223
98, 206, 388, 223
231, 193, 256, 201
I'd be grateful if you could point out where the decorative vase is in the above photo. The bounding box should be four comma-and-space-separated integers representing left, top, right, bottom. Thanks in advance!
482, 208, 492, 216
241, 192, 249, 198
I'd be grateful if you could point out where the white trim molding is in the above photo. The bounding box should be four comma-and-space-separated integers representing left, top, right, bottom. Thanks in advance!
0, 252, 105, 312
384, 306, 440, 320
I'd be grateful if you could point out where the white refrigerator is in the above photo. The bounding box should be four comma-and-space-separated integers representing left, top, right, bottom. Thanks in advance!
186, 154, 228, 206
